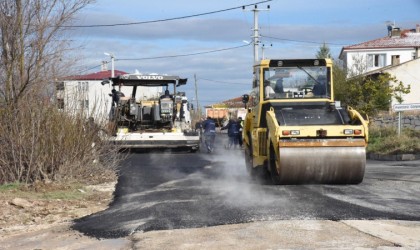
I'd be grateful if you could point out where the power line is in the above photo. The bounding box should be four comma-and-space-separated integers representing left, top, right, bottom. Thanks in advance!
63, 0, 272, 28
260, 34, 349, 46
199, 78, 248, 85
75, 63, 103, 75
73, 43, 252, 75
117, 43, 251, 61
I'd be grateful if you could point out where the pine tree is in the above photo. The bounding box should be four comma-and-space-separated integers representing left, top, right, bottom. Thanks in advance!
316, 42, 331, 59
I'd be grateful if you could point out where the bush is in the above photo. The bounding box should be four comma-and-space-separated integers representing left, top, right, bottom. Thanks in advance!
0, 97, 122, 185
367, 126, 420, 155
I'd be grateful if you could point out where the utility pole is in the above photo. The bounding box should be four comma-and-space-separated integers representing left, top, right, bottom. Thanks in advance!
104, 52, 115, 77
194, 74, 200, 120
243, 4, 270, 64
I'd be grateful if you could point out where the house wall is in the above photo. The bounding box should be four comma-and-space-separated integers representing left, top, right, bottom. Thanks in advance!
384, 59, 420, 106
344, 48, 415, 75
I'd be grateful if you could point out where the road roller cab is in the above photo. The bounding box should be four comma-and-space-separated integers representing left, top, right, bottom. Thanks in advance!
242, 58, 369, 184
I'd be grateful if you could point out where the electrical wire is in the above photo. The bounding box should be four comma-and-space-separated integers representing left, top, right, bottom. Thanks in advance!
261, 34, 349, 46
74, 43, 252, 74
199, 78, 248, 85
74, 63, 103, 75
117, 43, 251, 61
62, 0, 272, 28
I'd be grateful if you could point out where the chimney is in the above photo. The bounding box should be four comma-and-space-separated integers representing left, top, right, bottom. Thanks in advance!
387, 24, 394, 36
390, 27, 401, 37
101, 60, 108, 71
416, 24, 420, 33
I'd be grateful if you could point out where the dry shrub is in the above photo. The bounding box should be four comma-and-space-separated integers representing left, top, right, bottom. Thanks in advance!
0, 96, 122, 185
368, 125, 420, 155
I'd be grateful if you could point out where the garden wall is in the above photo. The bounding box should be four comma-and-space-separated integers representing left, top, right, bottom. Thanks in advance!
371, 114, 420, 130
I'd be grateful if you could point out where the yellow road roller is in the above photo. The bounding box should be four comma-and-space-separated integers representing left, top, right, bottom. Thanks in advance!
242, 59, 369, 184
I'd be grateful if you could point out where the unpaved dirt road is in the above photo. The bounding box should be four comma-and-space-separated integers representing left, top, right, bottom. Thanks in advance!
1, 218, 420, 249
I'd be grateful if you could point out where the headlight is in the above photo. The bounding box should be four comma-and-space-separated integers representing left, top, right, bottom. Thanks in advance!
343, 129, 353, 135
343, 129, 362, 135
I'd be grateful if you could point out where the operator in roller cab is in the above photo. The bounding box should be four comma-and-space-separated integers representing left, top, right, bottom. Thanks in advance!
242, 59, 369, 185
262, 63, 330, 100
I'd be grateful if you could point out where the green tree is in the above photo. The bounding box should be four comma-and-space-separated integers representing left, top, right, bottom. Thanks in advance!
392, 80, 411, 104
316, 42, 331, 59
333, 68, 410, 116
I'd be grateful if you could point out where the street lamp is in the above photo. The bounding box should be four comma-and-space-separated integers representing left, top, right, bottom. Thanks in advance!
104, 52, 115, 77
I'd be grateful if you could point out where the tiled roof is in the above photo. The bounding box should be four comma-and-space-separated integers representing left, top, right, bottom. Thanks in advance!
64, 70, 127, 81
343, 30, 420, 50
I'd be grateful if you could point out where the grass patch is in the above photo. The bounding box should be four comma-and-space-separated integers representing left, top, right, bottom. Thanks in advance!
0, 182, 22, 191
0, 181, 91, 201
40, 189, 87, 200
368, 126, 420, 154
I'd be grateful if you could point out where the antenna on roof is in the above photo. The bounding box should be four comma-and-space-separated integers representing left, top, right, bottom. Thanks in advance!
386, 20, 396, 36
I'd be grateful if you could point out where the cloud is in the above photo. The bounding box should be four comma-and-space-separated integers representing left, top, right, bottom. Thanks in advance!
72, 12, 251, 43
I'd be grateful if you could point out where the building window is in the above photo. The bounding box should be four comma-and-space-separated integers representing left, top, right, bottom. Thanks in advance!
79, 100, 89, 109
77, 81, 89, 92
57, 99, 64, 109
391, 55, 400, 65
367, 54, 386, 68
56, 82, 64, 91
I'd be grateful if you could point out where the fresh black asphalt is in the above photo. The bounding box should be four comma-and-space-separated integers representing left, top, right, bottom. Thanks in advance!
72, 135, 420, 238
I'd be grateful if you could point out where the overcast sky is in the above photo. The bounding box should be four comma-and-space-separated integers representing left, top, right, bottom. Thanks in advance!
71, 0, 420, 107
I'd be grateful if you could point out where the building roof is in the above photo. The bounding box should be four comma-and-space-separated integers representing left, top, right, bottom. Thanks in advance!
64, 70, 127, 81
339, 27, 420, 58
342, 28, 418, 51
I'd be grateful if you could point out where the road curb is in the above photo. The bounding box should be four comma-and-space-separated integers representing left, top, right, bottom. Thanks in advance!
367, 153, 420, 161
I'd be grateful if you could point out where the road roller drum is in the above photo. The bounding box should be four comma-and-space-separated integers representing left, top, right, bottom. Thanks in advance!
273, 146, 366, 184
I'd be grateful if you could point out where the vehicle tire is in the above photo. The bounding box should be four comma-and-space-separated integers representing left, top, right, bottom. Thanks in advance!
244, 142, 253, 175
244, 132, 269, 184
268, 141, 282, 185
190, 147, 198, 153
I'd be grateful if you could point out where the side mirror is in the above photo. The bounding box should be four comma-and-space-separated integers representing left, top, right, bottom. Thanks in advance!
242, 94, 249, 104
242, 94, 249, 109
101, 80, 110, 86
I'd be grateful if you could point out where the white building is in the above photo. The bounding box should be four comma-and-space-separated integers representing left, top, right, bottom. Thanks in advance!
56, 69, 162, 121
339, 25, 420, 106
340, 25, 420, 73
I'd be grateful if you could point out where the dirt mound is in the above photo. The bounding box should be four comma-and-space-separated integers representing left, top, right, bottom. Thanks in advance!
0, 181, 116, 237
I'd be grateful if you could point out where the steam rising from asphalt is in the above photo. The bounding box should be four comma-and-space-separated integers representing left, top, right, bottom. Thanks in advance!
202, 147, 285, 208
143, 145, 286, 212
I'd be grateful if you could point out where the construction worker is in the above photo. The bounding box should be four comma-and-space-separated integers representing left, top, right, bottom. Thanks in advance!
202, 116, 216, 153
221, 118, 240, 149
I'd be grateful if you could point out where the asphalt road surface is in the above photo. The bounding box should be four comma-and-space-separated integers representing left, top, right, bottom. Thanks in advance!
72, 135, 420, 239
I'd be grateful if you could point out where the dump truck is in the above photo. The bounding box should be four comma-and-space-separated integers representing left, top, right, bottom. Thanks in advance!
104, 73, 200, 151
242, 59, 369, 184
